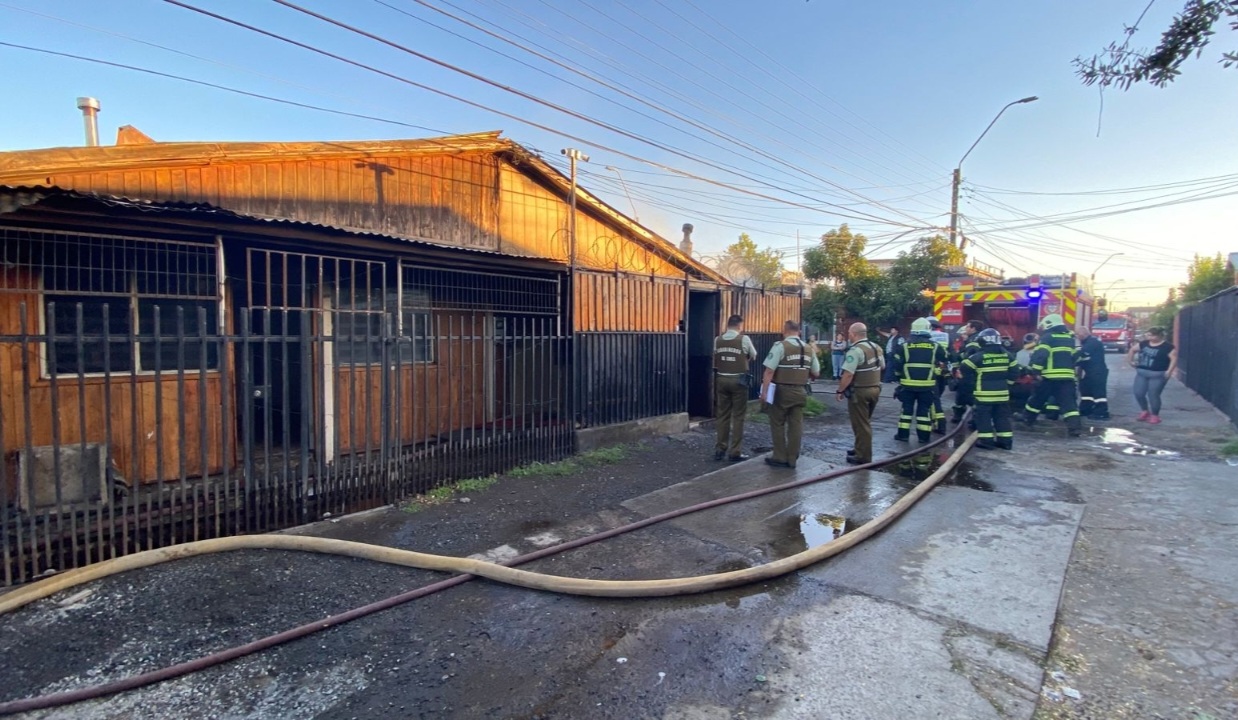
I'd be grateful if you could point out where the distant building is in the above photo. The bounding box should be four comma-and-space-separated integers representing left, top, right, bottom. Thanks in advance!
1228, 252, 1238, 285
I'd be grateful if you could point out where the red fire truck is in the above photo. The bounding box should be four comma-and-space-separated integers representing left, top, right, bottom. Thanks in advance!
1090, 305, 1135, 353
933, 272, 1095, 343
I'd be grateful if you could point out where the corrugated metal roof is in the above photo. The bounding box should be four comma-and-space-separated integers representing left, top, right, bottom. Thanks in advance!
0, 184, 517, 259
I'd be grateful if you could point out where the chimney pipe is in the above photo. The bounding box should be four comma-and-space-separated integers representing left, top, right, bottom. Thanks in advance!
76, 97, 101, 147
680, 223, 694, 256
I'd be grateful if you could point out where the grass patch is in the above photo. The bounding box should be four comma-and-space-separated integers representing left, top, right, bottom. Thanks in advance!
507, 444, 630, 478
804, 396, 826, 418
400, 473, 498, 512
1218, 439, 1238, 457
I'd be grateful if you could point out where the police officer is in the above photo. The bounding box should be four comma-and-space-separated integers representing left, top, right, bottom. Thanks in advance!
1023, 314, 1083, 437
927, 317, 950, 434
951, 320, 985, 424
961, 328, 1019, 450
761, 320, 821, 469
712, 314, 758, 461
836, 322, 884, 465
894, 318, 946, 444
1075, 325, 1110, 420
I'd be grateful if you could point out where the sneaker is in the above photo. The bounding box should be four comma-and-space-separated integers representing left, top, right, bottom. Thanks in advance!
1136, 411, 1150, 422
1148, 415, 1162, 425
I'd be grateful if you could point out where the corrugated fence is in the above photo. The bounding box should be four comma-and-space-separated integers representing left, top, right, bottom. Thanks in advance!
1177, 287, 1238, 426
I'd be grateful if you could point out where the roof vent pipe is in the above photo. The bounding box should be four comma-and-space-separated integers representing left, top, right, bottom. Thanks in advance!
680, 223, 694, 256
76, 97, 101, 147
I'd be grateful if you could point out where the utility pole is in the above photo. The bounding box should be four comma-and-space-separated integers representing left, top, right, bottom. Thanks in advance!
562, 148, 589, 271
951, 96, 1038, 252
795, 229, 801, 285
949, 168, 961, 248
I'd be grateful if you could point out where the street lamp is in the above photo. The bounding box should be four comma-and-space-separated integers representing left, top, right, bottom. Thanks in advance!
1091, 252, 1124, 281
1102, 278, 1125, 296
951, 96, 1039, 251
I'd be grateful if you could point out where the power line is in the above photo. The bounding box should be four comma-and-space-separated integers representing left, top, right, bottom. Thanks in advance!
0, 41, 447, 134
970, 171, 1238, 197
162, 0, 933, 229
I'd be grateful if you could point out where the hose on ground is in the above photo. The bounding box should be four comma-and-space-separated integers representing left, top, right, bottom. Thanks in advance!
0, 423, 974, 714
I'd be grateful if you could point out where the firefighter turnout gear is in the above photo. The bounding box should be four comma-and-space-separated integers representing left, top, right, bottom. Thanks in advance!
1076, 333, 1110, 419
763, 337, 821, 467
1024, 327, 1082, 436
713, 330, 757, 460
950, 335, 984, 423
961, 343, 1019, 450
894, 339, 946, 443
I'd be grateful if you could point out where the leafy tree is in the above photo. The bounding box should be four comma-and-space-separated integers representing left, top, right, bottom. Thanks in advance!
801, 224, 873, 285
1146, 254, 1234, 330
1075, 0, 1238, 89
803, 232, 963, 336
1179, 252, 1233, 302
712, 233, 784, 288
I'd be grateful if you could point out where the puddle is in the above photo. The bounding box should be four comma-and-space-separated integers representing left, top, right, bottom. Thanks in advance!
769, 512, 848, 557
800, 512, 847, 546
887, 457, 995, 492
1096, 427, 1180, 458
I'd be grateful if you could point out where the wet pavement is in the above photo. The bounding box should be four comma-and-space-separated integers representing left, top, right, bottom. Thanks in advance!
0, 356, 1235, 719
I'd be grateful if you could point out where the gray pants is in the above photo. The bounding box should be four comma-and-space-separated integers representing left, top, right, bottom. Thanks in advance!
1133, 368, 1169, 415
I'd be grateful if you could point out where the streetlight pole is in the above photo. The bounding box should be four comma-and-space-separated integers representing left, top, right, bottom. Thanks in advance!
604, 166, 638, 222
951, 96, 1039, 251
562, 148, 589, 271
1091, 252, 1124, 282
1102, 278, 1125, 296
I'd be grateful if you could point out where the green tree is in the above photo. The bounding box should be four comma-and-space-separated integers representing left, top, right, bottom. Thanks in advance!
1146, 254, 1234, 330
1179, 252, 1233, 302
886, 235, 965, 297
1075, 0, 1238, 89
713, 233, 784, 288
801, 224, 873, 285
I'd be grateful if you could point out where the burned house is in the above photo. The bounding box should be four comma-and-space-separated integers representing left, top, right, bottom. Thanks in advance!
0, 132, 801, 584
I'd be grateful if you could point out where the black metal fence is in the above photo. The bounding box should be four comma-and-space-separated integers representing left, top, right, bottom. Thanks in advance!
1177, 288, 1238, 426
575, 332, 686, 427
0, 303, 572, 585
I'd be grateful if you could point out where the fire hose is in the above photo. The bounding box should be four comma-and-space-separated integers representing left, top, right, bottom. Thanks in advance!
0, 421, 976, 715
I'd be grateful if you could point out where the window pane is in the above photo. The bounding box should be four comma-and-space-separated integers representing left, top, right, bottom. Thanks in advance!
44, 296, 133, 374
136, 300, 220, 370
401, 288, 434, 364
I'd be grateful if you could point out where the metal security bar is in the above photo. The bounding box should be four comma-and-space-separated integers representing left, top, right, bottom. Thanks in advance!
0, 300, 571, 586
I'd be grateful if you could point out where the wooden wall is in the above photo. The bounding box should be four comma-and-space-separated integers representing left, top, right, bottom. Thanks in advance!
332, 312, 488, 451
25, 153, 503, 252
499, 164, 683, 276
0, 268, 230, 489
573, 272, 686, 332
731, 288, 802, 333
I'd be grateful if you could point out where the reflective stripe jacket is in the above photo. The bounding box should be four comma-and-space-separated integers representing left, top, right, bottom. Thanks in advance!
1030, 329, 1077, 380
961, 348, 1019, 402
1075, 335, 1106, 374
896, 340, 945, 388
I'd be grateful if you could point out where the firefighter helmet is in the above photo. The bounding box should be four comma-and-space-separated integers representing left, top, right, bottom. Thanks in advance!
976, 328, 1002, 346
1039, 313, 1065, 330
910, 317, 932, 335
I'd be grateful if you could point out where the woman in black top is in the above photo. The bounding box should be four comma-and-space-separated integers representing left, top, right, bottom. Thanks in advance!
1126, 327, 1178, 424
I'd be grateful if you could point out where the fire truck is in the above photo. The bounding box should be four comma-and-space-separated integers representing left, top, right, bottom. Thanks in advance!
932, 272, 1095, 343
1090, 303, 1135, 353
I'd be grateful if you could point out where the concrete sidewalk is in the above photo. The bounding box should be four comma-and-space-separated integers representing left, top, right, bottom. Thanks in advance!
1030, 358, 1238, 719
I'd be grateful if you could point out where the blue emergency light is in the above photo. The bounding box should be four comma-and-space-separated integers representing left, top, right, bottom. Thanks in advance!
1026, 275, 1043, 301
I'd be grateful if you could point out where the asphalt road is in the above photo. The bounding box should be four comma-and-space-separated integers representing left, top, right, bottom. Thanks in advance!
2, 354, 1235, 719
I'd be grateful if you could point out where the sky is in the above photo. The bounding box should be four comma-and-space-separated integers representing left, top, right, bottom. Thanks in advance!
1, 0, 1235, 309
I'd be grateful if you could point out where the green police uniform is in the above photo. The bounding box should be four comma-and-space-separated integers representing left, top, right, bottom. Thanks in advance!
713, 330, 757, 459
841, 339, 884, 463
763, 337, 821, 467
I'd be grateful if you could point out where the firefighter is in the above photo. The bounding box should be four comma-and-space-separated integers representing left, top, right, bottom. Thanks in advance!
960, 328, 1019, 450
1023, 314, 1082, 437
927, 317, 950, 434
1075, 325, 1110, 420
951, 320, 985, 424
894, 318, 946, 444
